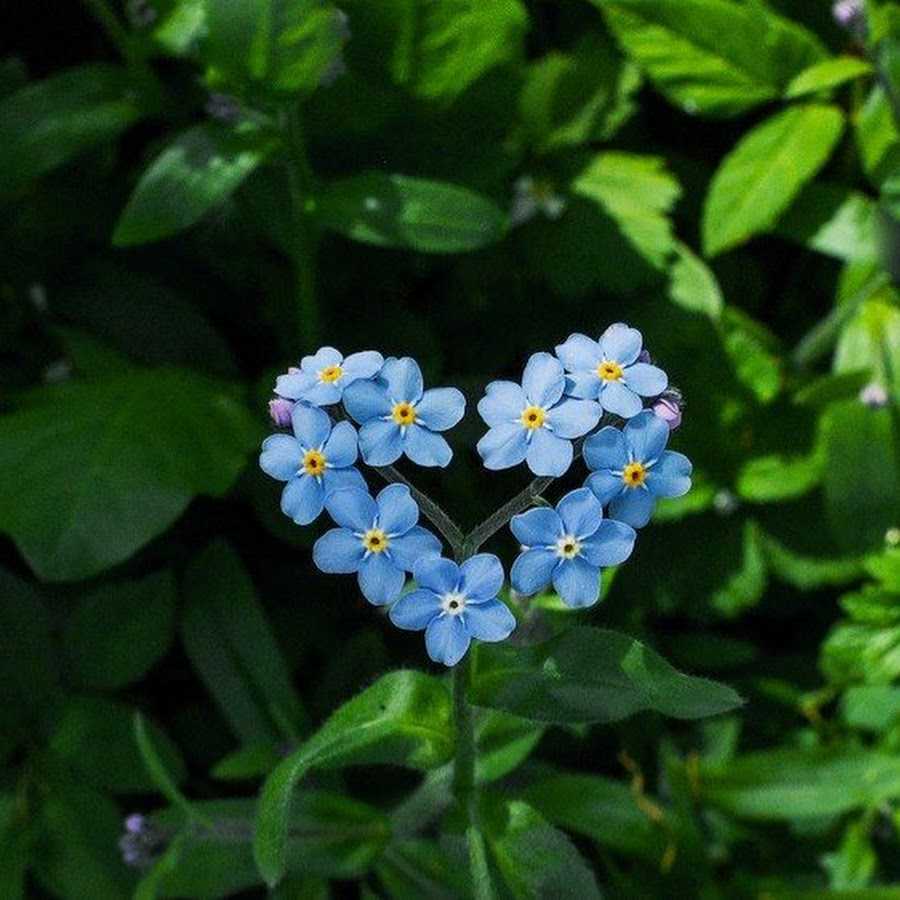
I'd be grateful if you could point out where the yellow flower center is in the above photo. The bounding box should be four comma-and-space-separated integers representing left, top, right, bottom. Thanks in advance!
520, 405, 546, 430
302, 449, 327, 476
319, 365, 343, 383
391, 402, 417, 426
597, 360, 624, 382
556, 536, 582, 560
362, 528, 389, 553
622, 461, 647, 488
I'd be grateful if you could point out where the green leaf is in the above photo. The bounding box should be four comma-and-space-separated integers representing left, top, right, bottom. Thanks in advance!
0, 368, 258, 581
821, 619, 900, 684
181, 540, 307, 744
212, 742, 283, 781
470, 627, 743, 724
785, 57, 874, 99
318, 173, 507, 253
0, 65, 146, 196
710, 520, 768, 618
761, 530, 865, 591
856, 86, 900, 185
834, 293, 900, 393
253, 670, 453, 887
668, 241, 724, 320
737, 451, 823, 503
153, 0, 207, 56
841, 684, 900, 732
113, 123, 275, 246
571, 152, 681, 268
703, 104, 845, 256
721, 306, 783, 403
598, 0, 826, 117
794, 371, 874, 408
823, 819, 877, 890
64, 570, 175, 690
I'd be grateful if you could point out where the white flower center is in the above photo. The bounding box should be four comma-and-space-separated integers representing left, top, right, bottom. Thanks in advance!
555, 535, 581, 560
441, 591, 467, 616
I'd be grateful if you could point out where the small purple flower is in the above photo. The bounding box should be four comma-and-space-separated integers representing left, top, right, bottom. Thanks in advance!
119, 813, 165, 869
124, 814, 146, 834
860, 382, 889, 409
833, 0, 864, 29
652, 390, 683, 431
268, 397, 295, 428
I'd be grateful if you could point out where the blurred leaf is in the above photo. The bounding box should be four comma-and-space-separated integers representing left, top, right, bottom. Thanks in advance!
785, 57, 873, 99
470, 627, 743, 724
598, 0, 826, 117
856, 86, 900, 185
841, 684, 900, 732
153, 0, 206, 56
721, 306, 783, 402
710, 519, 768, 617
794, 371, 874, 408
0, 368, 258, 581
375, 838, 466, 899
821, 620, 900, 684
319, 172, 507, 253
65, 570, 175, 690
834, 294, 900, 393
212, 742, 282, 781
737, 451, 823, 503
668, 241, 724, 320
823, 819, 877, 890
840, 584, 900, 625
181, 540, 307, 744
703, 104, 845, 256
475, 711, 544, 784
113, 123, 276, 246
867, 548, 900, 589
572, 152, 681, 268
0, 65, 146, 196
254, 670, 453, 887
761, 529, 865, 590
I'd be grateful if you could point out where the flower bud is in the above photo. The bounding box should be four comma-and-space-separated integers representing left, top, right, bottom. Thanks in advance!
652, 389, 683, 430
833, 0, 864, 28
859, 382, 889, 409
268, 398, 295, 428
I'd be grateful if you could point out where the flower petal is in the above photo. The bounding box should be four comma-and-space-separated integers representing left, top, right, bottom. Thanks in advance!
646, 450, 692, 498
510, 548, 558, 595
526, 428, 573, 477
389, 589, 442, 631
564, 372, 601, 401
547, 398, 601, 439
341, 350, 384, 383
598, 323, 642, 366
313, 528, 364, 573
464, 599, 516, 642
389, 527, 442, 571
358, 553, 405, 606
624, 410, 669, 463
324, 486, 377, 531
344, 379, 392, 424
510, 507, 563, 547
555, 333, 601, 373
478, 381, 527, 426
322, 466, 366, 496
425, 615, 471, 666
552, 556, 601, 609
477, 423, 529, 470
623, 362, 668, 397
300, 381, 342, 406
291, 404, 332, 448
459, 553, 504, 602
301, 346, 342, 372
522, 352, 565, 408
583, 426, 628, 472
415, 387, 466, 432
404, 426, 452, 468
274, 370, 315, 400
260, 434, 301, 481
556, 488, 603, 539
580, 520, 636, 567
598, 381, 643, 419
323, 420, 358, 468
382, 357, 424, 403
585, 471, 625, 507
280, 475, 324, 525
376, 483, 418, 535
609, 488, 655, 528
359, 420, 403, 466
413, 556, 459, 595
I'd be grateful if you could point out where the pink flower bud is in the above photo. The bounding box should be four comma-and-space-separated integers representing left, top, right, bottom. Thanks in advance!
652, 395, 682, 431
268, 398, 295, 428
859, 382, 889, 409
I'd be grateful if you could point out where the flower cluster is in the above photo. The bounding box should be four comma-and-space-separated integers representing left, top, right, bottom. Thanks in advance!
261, 326, 692, 664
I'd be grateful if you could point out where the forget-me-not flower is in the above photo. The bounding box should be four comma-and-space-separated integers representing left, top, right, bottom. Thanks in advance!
313, 484, 441, 606
476, 352, 601, 477
343, 357, 466, 468
259, 404, 365, 525
510, 488, 635, 608
555, 324, 668, 419
584, 410, 692, 528
389, 554, 515, 666
275, 346, 384, 407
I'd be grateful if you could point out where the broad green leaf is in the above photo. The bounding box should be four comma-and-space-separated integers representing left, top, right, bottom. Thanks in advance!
835, 294, 900, 393
318, 173, 507, 253
785, 57, 874, 99
668, 241, 724, 320
761, 530, 865, 591
181, 540, 307, 744
571, 152, 681, 268
856, 85, 900, 185
721, 306, 783, 403
841, 684, 900, 731
821, 620, 900, 684
64, 570, 175, 690
868, 548, 900, 589
794, 371, 874, 408
703, 104, 845, 256
254, 670, 453, 887
212, 742, 282, 781
840, 584, 900, 625
470, 627, 743, 724
153, 0, 206, 56
710, 520, 768, 618
0, 65, 146, 196
598, 0, 826, 117
823, 819, 877, 890
737, 452, 823, 503
0, 368, 258, 581
113, 123, 276, 246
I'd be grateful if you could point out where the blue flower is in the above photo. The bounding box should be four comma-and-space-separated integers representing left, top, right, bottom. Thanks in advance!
510, 488, 635, 608
389, 554, 516, 666
275, 346, 384, 407
555, 324, 668, 419
259, 404, 365, 525
313, 485, 441, 606
343, 357, 466, 468
584, 410, 692, 528
476, 352, 601, 477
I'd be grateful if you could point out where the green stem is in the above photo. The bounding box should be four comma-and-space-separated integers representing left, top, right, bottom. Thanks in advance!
452, 659, 476, 801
